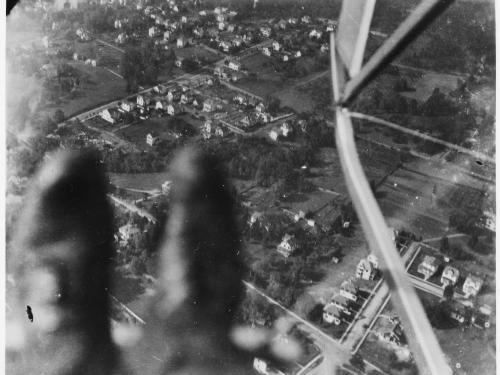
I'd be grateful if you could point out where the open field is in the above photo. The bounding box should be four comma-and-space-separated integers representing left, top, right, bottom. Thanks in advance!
55, 62, 128, 118
400, 70, 461, 102
175, 46, 221, 64
274, 86, 317, 113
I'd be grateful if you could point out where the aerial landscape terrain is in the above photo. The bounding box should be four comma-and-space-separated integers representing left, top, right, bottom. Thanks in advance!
5, 0, 496, 374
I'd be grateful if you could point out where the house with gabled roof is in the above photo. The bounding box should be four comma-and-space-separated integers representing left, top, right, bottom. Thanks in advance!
120, 100, 136, 112
309, 29, 323, 39
148, 26, 160, 37
166, 104, 179, 116
463, 274, 484, 297
277, 19, 287, 30
356, 258, 376, 280
340, 279, 359, 302
441, 265, 460, 287
193, 27, 204, 38
100, 108, 121, 124
203, 99, 215, 112
323, 303, 342, 325
228, 60, 241, 71
177, 35, 188, 48
260, 26, 272, 37
277, 233, 299, 258
417, 255, 440, 281
146, 132, 159, 146
331, 296, 352, 315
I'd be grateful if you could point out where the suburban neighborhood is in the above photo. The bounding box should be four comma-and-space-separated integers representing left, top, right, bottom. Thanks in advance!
5, 0, 496, 375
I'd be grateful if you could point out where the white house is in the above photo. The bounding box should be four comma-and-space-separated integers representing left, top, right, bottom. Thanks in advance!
193, 27, 204, 38
136, 95, 146, 107
228, 60, 241, 71
253, 358, 273, 375
367, 253, 379, 269
356, 258, 376, 280
260, 26, 272, 37
166, 104, 177, 116
417, 255, 440, 281
323, 303, 342, 325
463, 274, 484, 297
301, 15, 311, 24
148, 26, 160, 37
120, 101, 135, 112
294, 210, 306, 222
331, 296, 352, 315
219, 40, 231, 52
100, 108, 118, 124
233, 95, 246, 105
340, 279, 359, 302
262, 47, 272, 56
214, 126, 224, 137
441, 265, 460, 287
277, 233, 299, 258
203, 99, 215, 112
115, 33, 127, 44
177, 36, 188, 48
146, 133, 159, 146
155, 100, 167, 110
309, 29, 323, 39
269, 129, 279, 141
281, 122, 292, 137
272, 40, 281, 51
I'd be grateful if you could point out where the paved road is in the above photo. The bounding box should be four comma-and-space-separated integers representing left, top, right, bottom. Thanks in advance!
294, 70, 330, 88
95, 38, 125, 54
243, 281, 351, 374
342, 243, 420, 353
350, 112, 494, 164
408, 275, 444, 298
85, 124, 140, 152
219, 80, 264, 101
109, 194, 158, 224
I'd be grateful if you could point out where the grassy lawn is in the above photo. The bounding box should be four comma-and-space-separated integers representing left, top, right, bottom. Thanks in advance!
175, 46, 220, 64
274, 86, 317, 113
54, 62, 127, 118
235, 76, 287, 98
109, 172, 172, 191
400, 70, 461, 102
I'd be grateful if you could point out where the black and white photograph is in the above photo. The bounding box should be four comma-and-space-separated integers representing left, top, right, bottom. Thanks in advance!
4, 0, 497, 374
